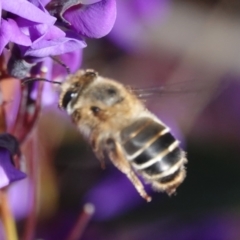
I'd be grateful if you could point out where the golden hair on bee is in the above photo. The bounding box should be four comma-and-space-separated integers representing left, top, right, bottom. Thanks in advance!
58, 69, 187, 202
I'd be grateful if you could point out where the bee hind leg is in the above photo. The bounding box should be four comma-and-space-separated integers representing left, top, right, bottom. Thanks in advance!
105, 138, 152, 202
90, 134, 106, 169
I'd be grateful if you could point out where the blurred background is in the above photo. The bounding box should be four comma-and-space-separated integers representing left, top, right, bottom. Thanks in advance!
10, 0, 240, 239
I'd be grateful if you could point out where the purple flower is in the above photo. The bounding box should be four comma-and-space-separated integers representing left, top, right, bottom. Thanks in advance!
19, 28, 86, 58
61, 0, 117, 38
0, 18, 32, 53
3, 0, 86, 78
2, 0, 117, 56
0, 0, 56, 54
2, 0, 55, 24
0, 133, 26, 188
4, 0, 116, 79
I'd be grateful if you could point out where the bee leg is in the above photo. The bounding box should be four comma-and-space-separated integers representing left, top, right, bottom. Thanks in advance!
90, 134, 105, 169
95, 150, 105, 169
105, 138, 151, 202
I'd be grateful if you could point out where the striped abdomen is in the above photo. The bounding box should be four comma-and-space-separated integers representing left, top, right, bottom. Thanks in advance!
120, 117, 187, 195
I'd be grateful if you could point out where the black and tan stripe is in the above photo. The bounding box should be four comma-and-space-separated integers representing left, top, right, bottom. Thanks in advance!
120, 117, 183, 180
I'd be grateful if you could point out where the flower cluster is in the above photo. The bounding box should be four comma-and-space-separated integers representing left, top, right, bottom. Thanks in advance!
0, 1, 116, 238
1, 0, 116, 78
0, 0, 116, 188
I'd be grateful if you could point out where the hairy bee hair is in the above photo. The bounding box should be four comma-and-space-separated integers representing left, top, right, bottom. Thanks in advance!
59, 69, 187, 202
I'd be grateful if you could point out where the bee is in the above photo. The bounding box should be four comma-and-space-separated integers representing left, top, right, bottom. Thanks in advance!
57, 69, 187, 202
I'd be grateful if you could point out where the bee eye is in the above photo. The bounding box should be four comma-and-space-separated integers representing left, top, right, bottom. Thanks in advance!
90, 106, 101, 115
62, 90, 78, 109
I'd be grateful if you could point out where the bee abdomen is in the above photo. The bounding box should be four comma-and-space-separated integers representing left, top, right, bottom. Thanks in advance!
120, 117, 186, 192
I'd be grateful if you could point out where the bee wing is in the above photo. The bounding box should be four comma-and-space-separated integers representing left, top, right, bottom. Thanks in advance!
132, 79, 229, 135
132, 79, 226, 99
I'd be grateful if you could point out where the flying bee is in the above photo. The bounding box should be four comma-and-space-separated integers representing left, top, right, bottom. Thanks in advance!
54, 69, 187, 202
23, 68, 188, 202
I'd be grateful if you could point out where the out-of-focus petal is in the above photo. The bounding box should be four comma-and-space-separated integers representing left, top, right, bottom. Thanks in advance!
29, 57, 57, 106
84, 170, 145, 220
9, 178, 32, 219
0, 78, 21, 130
40, 58, 57, 106
109, 0, 169, 51
0, 222, 5, 240
2, 0, 56, 24
63, 0, 117, 38
0, 19, 32, 54
0, 1, 2, 20
21, 31, 86, 58
0, 166, 10, 188
0, 148, 26, 188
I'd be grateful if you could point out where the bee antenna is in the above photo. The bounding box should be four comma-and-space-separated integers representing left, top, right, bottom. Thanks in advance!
50, 56, 70, 74
22, 77, 62, 85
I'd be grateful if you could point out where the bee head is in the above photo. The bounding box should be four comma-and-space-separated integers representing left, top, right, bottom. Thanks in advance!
59, 69, 135, 133
59, 69, 98, 112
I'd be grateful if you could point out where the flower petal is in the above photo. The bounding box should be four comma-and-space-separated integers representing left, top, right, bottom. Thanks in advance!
63, 0, 117, 38
22, 31, 86, 58
43, 25, 66, 40
15, 17, 65, 45
0, 19, 32, 54
8, 178, 32, 220
41, 0, 51, 6
0, 1, 2, 20
46, 0, 101, 18
81, 0, 102, 3
2, 0, 56, 24
0, 166, 10, 188
0, 148, 26, 188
